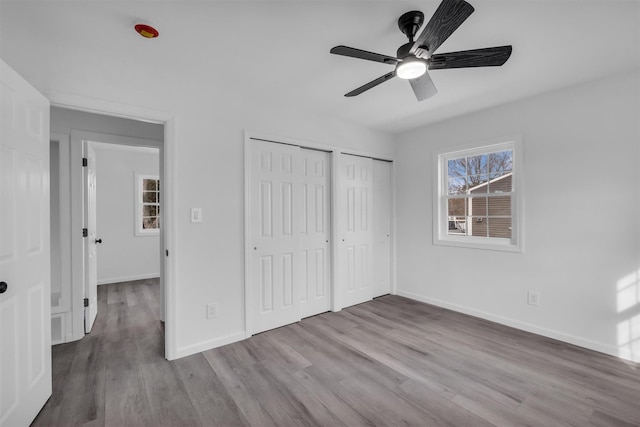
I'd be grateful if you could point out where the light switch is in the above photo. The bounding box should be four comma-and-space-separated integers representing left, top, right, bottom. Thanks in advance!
190, 208, 202, 223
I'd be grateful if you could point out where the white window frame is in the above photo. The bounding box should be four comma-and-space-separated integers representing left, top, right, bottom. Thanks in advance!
433, 135, 523, 252
135, 174, 160, 236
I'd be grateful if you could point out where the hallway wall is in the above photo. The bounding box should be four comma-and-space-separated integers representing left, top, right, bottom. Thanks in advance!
92, 143, 160, 284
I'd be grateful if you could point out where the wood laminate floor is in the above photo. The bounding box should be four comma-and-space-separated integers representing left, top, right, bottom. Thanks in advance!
33, 279, 640, 426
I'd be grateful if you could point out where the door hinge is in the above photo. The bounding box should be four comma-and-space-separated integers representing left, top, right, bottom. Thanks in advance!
83, 298, 89, 307
82, 228, 88, 237
165, 249, 169, 256
82, 157, 88, 167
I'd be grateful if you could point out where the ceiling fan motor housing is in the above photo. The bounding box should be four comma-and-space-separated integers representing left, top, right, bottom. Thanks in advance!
398, 11, 424, 42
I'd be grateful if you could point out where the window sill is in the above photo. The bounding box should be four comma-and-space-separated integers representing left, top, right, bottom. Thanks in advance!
434, 236, 523, 253
135, 230, 160, 237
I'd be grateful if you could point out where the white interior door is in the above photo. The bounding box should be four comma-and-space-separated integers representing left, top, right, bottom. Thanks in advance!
373, 160, 392, 297
83, 142, 98, 333
0, 60, 52, 426
337, 154, 373, 308
250, 140, 302, 334
299, 148, 331, 318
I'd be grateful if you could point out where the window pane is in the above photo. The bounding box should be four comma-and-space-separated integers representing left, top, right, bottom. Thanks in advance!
447, 158, 467, 177
488, 172, 512, 193
488, 150, 512, 173
467, 175, 489, 193
448, 198, 466, 217
447, 216, 466, 235
438, 142, 517, 249
143, 191, 157, 203
469, 196, 487, 216
489, 217, 511, 238
448, 177, 466, 195
143, 179, 157, 191
469, 217, 487, 237
488, 196, 511, 216
142, 217, 159, 229
467, 154, 488, 176
143, 205, 157, 216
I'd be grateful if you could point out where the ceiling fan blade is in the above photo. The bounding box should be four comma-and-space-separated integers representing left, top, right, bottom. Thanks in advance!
330, 45, 398, 65
345, 72, 396, 97
409, 71, 437, 101
410, 0, 475, 57
429, 45, 512, 69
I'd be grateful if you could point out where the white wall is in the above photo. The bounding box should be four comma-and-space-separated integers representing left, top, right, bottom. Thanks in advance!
395, 71, 640, 362
172, 104, 394, 357
51, 107, 164, 142
92, 144, 160, 284
49, 140, 61, 299
45, 83, 394, 359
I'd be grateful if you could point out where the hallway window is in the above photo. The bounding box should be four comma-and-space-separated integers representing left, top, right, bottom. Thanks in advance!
136, 174, 160, 235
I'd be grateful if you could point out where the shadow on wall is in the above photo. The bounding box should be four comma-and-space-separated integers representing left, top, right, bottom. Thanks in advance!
617, 268, 640, 364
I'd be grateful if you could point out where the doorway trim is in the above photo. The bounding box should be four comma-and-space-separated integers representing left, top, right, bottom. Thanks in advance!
243, 130, 395, 338
70, 132, 163, 338
46, 92, 178, 360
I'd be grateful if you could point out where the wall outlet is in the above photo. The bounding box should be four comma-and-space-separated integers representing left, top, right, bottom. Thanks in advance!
527, 290, 540, 306
206, 303, 218, 319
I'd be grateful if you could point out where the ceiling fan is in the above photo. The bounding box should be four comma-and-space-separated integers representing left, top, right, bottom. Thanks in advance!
330, 0, 512, 101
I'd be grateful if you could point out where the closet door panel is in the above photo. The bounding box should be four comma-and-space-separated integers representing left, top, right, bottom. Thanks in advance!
338, 154, 373, 308
250, 140, 302, 334
300, 149, 331, 318
373, 160, 392, 297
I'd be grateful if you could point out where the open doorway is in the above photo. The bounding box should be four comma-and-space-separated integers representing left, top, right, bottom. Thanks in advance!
49, 107, 166, 354
84, 141, 162, 334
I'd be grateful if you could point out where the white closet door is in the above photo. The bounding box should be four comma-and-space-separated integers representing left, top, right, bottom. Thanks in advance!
299, 149, 331, 318
337, 154, 373, 308
373, 160, 392, 297
250, 140, 302, 334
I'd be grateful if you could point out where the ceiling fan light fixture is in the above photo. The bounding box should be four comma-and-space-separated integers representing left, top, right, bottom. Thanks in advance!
396, 58, 426, 80
330, 0, 512, 100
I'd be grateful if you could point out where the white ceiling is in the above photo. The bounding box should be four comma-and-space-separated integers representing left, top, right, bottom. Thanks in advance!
1, 0, 638, 134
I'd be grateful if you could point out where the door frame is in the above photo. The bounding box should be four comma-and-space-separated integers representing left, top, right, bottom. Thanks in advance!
82, 140, 98, 333
70, 133, 163, 339
243, 130, 395, 338
50, 132, 73, 343
47, 93, 178, 360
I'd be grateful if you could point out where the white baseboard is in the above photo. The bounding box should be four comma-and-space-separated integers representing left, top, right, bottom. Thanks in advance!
98, 273, 160, 285
174, 331, 247, 360
395, 290, 629, 362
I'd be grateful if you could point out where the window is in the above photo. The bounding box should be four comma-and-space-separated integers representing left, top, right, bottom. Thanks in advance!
434, 137, 522, 252
136, 174, 160, 236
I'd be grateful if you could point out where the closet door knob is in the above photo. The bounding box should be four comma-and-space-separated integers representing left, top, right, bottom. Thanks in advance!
0, 282, 7, 294
95, 238, 103, 244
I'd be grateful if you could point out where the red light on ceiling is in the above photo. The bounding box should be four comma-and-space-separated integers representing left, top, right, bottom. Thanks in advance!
135, 24, 159, 39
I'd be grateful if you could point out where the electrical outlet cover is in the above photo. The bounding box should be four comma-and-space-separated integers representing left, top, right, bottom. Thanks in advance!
206, 303, 217, 318
527, 291, 540, 306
